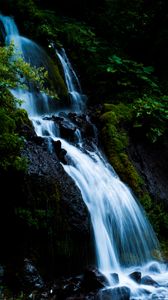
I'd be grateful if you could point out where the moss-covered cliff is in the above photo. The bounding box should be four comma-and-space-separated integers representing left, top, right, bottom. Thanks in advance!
98, 103, 168, 258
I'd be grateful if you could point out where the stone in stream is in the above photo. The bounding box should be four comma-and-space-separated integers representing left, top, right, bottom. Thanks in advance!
129, 271, 141, 283
141, 275, 159, 287
96, 286, 130, 300
59, 119, 76, 140
148, 262, 161, 274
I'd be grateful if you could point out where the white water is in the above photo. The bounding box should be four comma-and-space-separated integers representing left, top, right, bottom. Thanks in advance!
1, 14, 168, 299
56, 48, 86, 113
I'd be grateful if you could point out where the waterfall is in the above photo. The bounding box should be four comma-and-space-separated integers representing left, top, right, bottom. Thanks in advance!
56, 48, 86, 112
1, 14, 168, 299
0, 14, 22, 52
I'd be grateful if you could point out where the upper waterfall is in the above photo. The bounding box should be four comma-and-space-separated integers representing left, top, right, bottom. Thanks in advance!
0, 14, 22, 53
56, 48, 86, 113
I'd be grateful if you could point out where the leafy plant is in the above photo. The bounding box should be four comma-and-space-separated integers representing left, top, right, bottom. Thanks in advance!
60, 21, 100, 53
105, 55, 158, 93
0, 43, 50, 92
132, 96, 168, 142
0, 43, 50, 172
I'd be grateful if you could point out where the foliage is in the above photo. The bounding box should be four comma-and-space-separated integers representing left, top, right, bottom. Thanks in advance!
0, 43, 48, 91
0, 43, 49, 172
132, 96, 168, 142
100, 55, 168, 143
103, 55, 159, 97
149, 202, 168, 237
15, 207, 54, 230
59, 21, 100, 53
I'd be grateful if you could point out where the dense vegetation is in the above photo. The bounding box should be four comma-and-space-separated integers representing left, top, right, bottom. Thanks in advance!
0, 43, 49, 172
0, 0, 168, 292
2, 0, 167, 142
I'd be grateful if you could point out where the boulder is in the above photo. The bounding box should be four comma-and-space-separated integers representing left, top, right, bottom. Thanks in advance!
129, 271, 141, 283
96, 286, 130, 300
53, 139, 67, 164
81, 266, 108, 292
141, 275, 159, 287
22, 258, 44, 289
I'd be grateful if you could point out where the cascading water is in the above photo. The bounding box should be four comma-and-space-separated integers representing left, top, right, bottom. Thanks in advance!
56, 48, 86, 113
1, 13, 168, 299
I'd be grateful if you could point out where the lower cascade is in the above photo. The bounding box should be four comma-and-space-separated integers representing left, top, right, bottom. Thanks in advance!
1, 13, 168, 299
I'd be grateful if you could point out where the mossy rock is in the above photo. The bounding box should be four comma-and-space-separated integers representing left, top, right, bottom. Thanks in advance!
45, 55, 68, 100
99, 102, 168, 251
100, 103, 144, 194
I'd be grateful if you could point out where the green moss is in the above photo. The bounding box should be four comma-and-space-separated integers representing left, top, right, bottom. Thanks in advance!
100, 102, 168, 255
47, 57, 68, 100
100, 103, 143, 194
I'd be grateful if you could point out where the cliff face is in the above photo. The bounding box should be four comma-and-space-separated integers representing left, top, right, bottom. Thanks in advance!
129, 138, 168, 208
21, 138, 92, 277
98, 102, 168, 253
0, 125, 93, 287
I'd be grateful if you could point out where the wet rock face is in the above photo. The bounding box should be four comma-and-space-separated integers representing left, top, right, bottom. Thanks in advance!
53, 139, 67, 164
43, 111, 97, 149
0, 134, 92, 285
129, 138, 168, 207
0, 265, 4, 284
22, 139, 90, 234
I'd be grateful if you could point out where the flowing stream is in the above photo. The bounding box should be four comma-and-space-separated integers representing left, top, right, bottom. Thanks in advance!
1, 14, 168, 299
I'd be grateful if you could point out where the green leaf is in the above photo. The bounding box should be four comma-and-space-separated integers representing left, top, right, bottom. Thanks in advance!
107, 66, 117, 73
143, 66, 154, 74
111, 55, 123, 64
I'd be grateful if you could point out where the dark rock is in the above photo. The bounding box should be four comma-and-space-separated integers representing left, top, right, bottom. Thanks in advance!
129, 271, 141, 283
68, 112, 77, 119
59, 119, 76, 140
81, 266, 108, 292
134, 287, 151, 297
20, 139, 92, 277
58, 112, 68, 119
96, 286, 130, 300
66, 296, 94, 300
23, 258, 44, 289
54, 276, 82, 299
53, 140, 67, 164
31, 275, 98, 299
32, 136, 45, 145
110, 273, 119, 284
0, 265, 4, 283
129, 138, 168, 207
68, 113, 95, 139
20, 123, 36, 140
43, 115, 63, 122
141, 275, 159, 287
